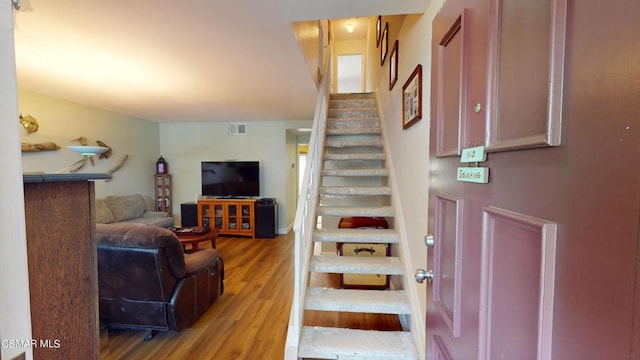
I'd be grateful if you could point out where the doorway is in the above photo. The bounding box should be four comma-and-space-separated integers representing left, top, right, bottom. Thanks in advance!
337, 54, 363, 93
297, 143, 308, 194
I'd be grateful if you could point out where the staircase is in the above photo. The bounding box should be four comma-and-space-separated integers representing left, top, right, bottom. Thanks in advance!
297, 92, 418, 360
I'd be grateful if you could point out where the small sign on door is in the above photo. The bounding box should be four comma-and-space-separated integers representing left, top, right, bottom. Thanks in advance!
458, 146, 489, 183
457, 167, 489, 183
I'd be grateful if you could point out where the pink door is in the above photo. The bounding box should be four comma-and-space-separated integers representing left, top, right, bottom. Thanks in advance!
425, 0, 640, 359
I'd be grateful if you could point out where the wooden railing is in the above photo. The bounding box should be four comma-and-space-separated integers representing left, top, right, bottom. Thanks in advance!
284, 57, 331, 360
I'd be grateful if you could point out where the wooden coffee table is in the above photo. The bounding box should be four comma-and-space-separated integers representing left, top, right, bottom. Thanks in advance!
175, 228, 220, 253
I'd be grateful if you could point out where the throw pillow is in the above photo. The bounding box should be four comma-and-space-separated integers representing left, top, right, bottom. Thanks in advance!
95, 199, 116, 224
105, 194, 147, 221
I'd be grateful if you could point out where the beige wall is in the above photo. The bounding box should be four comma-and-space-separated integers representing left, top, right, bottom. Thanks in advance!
159, 120, 312, 232
1, 6, 33, 360
366, 15, 407, 93
18, 90, 161, 200
371, 4, 444, 357
291, 20, 325, 87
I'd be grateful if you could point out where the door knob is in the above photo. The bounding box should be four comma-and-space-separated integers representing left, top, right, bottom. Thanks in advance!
424, 234, 435, 248
415, 269, 434, 283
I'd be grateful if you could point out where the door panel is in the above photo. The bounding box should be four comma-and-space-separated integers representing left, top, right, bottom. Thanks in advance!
486, 0, 567, 150
433, 194, 463, 337
431, 335, 452, 360
434, 10, 468, 156
479, 207, 557, 360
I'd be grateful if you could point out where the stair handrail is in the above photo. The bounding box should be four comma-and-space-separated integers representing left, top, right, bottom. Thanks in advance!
284, 53, 331, 359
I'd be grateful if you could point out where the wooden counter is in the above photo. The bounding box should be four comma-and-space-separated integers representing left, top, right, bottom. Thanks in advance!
23, 173, 109, 360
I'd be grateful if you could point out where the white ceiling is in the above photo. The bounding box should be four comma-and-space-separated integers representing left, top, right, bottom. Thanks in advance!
12, 0, 428, 123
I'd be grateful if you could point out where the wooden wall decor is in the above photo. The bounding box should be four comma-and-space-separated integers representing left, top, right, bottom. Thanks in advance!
21, 142, 60, 152
402, 64, 423, 129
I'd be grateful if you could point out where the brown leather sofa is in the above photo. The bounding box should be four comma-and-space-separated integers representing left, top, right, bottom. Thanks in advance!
96, 223, 224, 339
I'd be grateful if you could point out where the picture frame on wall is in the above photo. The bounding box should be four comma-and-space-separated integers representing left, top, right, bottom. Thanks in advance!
389, 40, 399, 90
376, 16, 382, 47
402, 64, 423, 129
380, 22, 388, 65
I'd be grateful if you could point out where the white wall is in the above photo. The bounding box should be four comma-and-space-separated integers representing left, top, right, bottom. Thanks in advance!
159, 120, 312, 232
0, 6, 33, 360
18, 90, 161, 199
371, 3, 445, 356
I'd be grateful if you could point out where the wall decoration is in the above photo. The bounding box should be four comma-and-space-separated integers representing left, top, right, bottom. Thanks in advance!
376, 16, 382, 47
96, 140, 113, 159
56, 136, 113, 173
21, 142, 60, 152
106, 154, 129, 181
19, 114, 39, 133
380, 22, 388, 66
402, 64, 423, 129
389, 40, 399, 90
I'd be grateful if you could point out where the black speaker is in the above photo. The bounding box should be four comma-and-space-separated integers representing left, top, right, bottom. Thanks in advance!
181, 202, 198, 227
255, 201, 277, 238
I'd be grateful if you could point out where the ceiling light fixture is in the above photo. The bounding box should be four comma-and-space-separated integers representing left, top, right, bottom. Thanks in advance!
346, 23, 354, 33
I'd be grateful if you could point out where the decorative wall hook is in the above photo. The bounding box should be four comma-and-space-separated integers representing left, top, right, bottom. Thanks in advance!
19, 113, 39, 133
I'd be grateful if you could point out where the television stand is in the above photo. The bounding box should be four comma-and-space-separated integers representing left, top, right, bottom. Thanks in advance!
197, 198, 256, 238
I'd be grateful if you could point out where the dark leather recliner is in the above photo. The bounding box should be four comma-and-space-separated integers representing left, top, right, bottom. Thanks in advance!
96, 223, 224, 339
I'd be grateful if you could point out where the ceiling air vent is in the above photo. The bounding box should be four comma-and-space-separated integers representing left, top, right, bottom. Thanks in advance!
228, 123, 247, 136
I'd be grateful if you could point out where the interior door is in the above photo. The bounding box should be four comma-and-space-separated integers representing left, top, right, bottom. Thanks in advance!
425, 0, 640, 359
337, 54, 363, 93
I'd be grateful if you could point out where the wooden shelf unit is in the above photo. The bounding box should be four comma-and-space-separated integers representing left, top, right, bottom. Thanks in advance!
155, 174, 172, 216
197, 199, 256, 238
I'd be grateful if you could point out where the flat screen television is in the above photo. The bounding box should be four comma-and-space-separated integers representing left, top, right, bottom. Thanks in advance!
201, 161, 260, 197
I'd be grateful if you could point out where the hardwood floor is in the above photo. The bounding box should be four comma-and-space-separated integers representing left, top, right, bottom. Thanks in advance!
100, 232, 402, 359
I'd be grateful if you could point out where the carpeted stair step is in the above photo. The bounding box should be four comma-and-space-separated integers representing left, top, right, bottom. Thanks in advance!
329, 99, 377, 109
317, 205, 394, 217
304, 287, 411, 314
319, 186, 391, 196
330, 92, 375, 101
323, 153, 386, 161
309, 255, 404, 275
321, 168, 389, 177
299, 326, 419, 360
326, 127, 381, 136
328, 108, 378, 119
327, 118, 380, 129
325, 139, 384, 148
313, 228, 399, 243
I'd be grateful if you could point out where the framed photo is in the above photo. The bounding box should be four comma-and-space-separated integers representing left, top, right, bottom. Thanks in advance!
380, 22, 388, 66
402, 64, 423, 129
376, 16, 382, 47
389, 40, 399, 90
